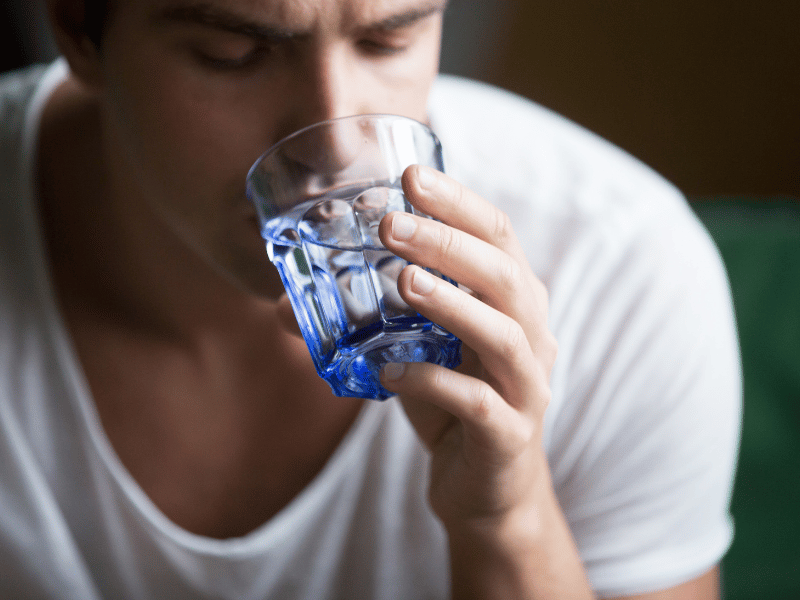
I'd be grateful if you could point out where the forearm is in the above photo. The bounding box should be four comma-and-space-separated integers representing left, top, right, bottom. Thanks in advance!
446, 461, 595, 600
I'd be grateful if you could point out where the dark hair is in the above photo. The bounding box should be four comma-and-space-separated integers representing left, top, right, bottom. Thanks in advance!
84, 0, 111, 46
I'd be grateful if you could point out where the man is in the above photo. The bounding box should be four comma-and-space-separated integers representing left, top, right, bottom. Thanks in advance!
0, 0, 741, 598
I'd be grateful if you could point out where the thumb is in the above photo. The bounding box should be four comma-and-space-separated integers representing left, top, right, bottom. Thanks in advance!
381, 362, 457, 451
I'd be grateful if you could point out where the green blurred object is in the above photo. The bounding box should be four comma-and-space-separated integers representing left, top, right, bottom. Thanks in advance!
693, 199, 800, 600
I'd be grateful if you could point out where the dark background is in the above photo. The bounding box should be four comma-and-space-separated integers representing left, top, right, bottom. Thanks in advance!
3, 1, 798, 598
490, 1, 800, 198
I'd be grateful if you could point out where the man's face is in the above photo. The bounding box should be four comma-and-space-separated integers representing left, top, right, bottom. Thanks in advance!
95, 0, 445, 296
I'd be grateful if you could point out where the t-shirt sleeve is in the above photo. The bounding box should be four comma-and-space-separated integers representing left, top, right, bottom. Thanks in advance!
545, 196, 742, 598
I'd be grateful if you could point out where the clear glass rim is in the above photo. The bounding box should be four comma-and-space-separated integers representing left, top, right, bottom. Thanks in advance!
246, 113, 434, 181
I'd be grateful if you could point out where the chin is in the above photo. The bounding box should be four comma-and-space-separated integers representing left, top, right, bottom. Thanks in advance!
239, 273, 285, 300
222, 253, 285, 300
207, 216, 285, 298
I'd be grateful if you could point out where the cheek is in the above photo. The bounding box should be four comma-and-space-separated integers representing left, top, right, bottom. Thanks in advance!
112, 70, 266, 188
379, 36, 441, 122
102, 40, 276, 208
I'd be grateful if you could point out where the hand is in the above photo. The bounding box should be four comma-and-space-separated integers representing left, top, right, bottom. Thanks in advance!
378, 164, 558, 530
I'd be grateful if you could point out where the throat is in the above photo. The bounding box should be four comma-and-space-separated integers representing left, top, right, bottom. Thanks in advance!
78, 314, 364, 539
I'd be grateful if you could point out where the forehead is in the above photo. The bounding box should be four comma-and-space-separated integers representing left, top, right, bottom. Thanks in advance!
142, 0, 445, 30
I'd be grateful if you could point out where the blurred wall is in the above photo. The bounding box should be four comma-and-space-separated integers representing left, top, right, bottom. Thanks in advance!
486, 0, 800, 198
439, 0, 511, 80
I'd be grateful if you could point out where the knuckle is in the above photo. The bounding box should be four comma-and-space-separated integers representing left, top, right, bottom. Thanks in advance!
470, 380, 495, 422
509, 414, 536, 450
496, 257, 524, 298
533, 278, 551, 310
430, 364, 453, 391
499, 320, 530, 365
491, 208, 515, 246
435, 223, 461, 262
531, 328, 558, 372
450, 178, 468, 211
544, 331, 559, 368
526, 357, 554, 417
537, 380, 552, 412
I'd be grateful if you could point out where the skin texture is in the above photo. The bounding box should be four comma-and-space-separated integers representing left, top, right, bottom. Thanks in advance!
39, 0, 721, 597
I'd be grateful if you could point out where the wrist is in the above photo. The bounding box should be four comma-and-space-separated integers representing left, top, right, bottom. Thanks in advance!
442, 457, 595, 600
444, 481, 552, 568
440, 449, 553, 543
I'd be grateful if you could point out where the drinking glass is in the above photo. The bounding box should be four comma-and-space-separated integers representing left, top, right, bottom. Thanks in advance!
246, 114, 462, 400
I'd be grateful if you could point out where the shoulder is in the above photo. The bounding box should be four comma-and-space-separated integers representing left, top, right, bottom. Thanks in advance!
1, 60, 68, 195
0, 63, 51, 108
0, 63, 50, 277
0, 63, 52, 150
1, 61, 68, 334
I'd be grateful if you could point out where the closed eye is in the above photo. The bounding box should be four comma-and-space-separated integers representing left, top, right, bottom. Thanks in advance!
357, 38, 409, 57
193, 44, 272, 70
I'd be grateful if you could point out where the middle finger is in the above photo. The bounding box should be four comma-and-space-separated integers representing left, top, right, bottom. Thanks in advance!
379, 210, 537, 319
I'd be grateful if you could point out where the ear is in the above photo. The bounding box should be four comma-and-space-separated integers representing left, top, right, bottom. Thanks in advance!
45, 0, 105, 90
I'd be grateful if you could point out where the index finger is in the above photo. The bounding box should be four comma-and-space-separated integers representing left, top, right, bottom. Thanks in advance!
402, 165, 527, 265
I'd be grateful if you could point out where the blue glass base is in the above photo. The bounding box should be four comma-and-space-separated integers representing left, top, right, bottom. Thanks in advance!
318, 322, 462, 400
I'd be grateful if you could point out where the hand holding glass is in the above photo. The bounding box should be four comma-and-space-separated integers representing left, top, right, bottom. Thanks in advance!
246, 115, 462, 400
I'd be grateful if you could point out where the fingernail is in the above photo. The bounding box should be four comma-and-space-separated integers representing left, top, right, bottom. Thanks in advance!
392, 214, 417, 241
382, 362, 406, 381
411, 268, 436, 295
417, 166, 439, 191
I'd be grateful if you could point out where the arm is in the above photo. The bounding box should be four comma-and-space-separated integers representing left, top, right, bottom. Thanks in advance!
613, 567, 720, 600
378, 165, 727, 599
379, 165, 594, 598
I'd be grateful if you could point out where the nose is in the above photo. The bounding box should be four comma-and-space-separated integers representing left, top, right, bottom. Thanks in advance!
281, 46, 365, 135
279, 48, 367, 174
309, 47, 361, 125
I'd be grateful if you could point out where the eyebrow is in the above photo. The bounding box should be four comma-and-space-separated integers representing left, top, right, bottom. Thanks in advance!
370, 1, 449, 31
153, 1, 449, 40
153, 3, 297, 41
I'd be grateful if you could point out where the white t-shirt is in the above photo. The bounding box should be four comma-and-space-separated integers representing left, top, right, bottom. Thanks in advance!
0, 60, 741, 599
